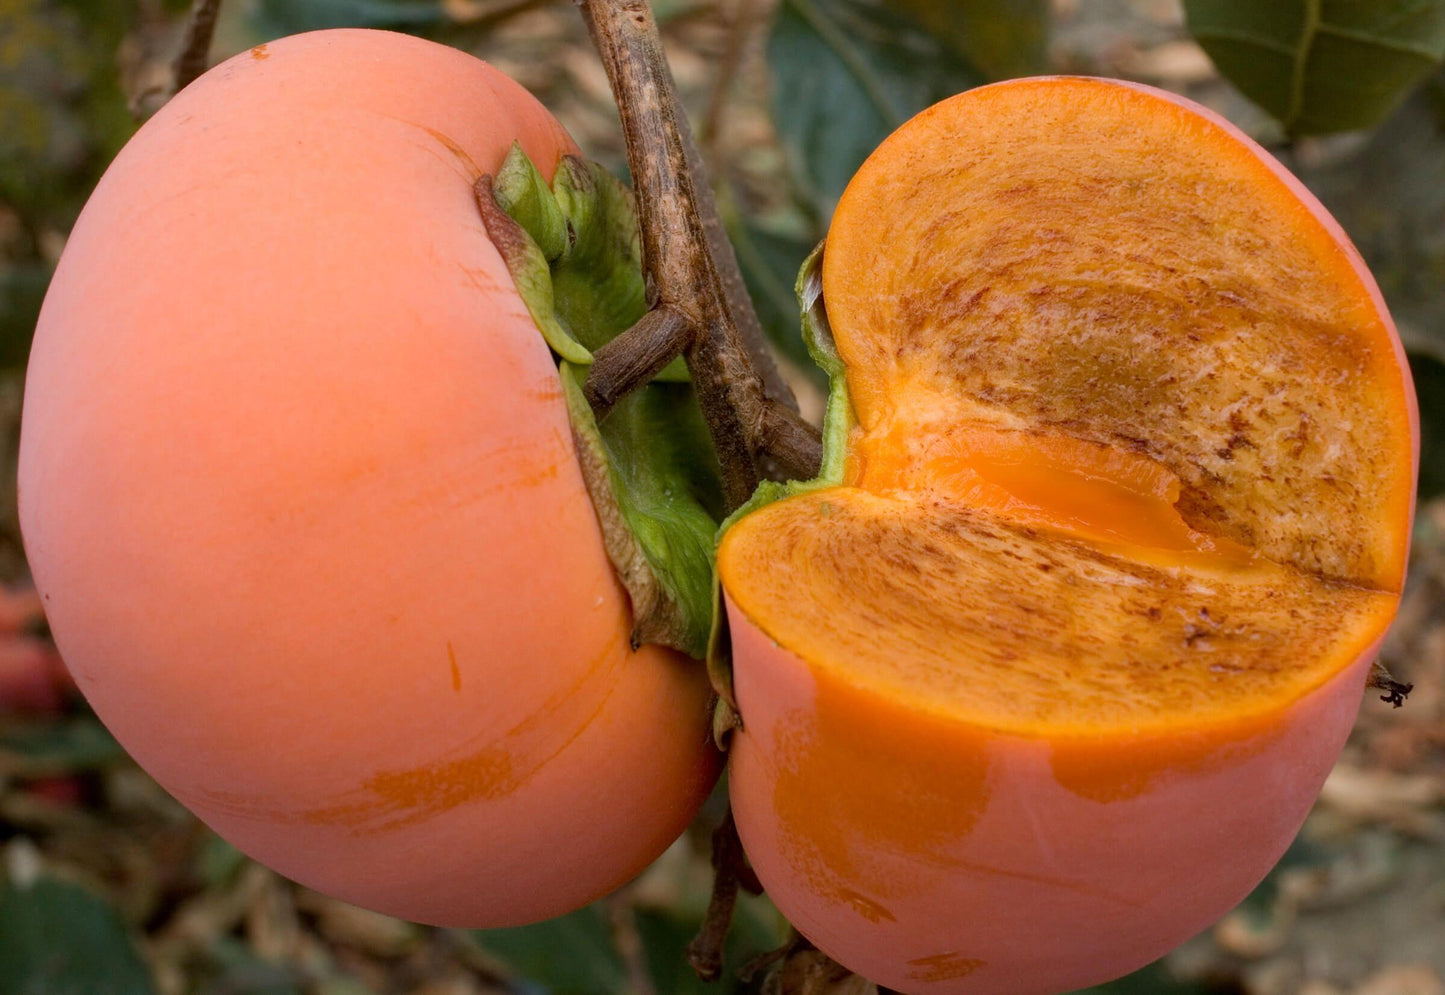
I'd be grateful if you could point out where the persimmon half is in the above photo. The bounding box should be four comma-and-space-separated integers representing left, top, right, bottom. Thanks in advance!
720, 78, 1418, 993
18, 29, 719, 927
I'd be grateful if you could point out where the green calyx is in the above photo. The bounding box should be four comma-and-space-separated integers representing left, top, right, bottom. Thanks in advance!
482, 144, 717, 658
708, 241, 858, 747
720, 240, 853, 532
561, 365, 721, 657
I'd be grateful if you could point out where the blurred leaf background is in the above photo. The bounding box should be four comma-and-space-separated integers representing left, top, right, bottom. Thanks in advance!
2, 1, 1445, 993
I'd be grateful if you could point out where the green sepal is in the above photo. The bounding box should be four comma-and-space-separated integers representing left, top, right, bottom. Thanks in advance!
795, 240, 852, 484
719, 240, 854, 537
708, 240, 860, 744
560, 363, 721, 659
478, 156, 591, 365
548, 156, 689, 381
705, 573, 741, 749
503, 153, 691, 382
494, 142, 569, 262
484, 145, 720, 658
547, 157, 648, 354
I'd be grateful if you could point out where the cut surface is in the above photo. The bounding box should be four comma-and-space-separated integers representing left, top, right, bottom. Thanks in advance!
721, 490, 1395, 735
720, 78, 1414, 736
821, 77, 1414, 592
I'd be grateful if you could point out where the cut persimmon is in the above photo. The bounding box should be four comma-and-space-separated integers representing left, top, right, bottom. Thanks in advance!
719, 78, 1417, 995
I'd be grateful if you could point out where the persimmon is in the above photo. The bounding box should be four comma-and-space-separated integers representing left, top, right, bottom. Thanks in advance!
18, 29, 719, 927
720, 78, 1417, 993
0, 585, 69, 716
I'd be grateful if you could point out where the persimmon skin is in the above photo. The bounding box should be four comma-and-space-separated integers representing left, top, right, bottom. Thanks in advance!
728, 602, 1377, 994
19, 29, 719, 927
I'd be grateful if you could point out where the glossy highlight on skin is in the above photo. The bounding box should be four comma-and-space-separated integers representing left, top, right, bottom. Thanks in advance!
19, 29, 719, 928
721, 77, 1417, 993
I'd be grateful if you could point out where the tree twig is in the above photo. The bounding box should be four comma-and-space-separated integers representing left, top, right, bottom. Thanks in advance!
685, 807, 758, 981
576, 0, 819, 507
569, 3, 828, 980
584, 307, 694, 420
172, 0, 224, 93
665, 7, 800, 421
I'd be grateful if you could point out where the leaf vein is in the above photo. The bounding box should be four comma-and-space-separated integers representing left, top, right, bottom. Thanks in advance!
1312, 22, 1444, 63
1189, 27, 1296, 57
1287, 0, 1323, 131
784, 0, 904, 129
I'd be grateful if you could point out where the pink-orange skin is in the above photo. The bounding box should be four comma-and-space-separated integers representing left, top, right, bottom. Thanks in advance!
725, 78, 1416, 994
19, 29, 719, 927
728, 604, 1378, 994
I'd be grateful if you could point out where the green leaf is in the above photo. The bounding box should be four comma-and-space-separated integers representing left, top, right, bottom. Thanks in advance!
1066, 961, 1214, 994
0, 716, 126, 777
0, 262, 51, 370
1410, 351, 1445, 499
470, 904, 626, 995
636, 895, 786, 994
767, 0, 984, 217
1184, 0, 1445, 135
0, 875, 156, 995
250, 0, 446, 34
883, 0, 1048, 80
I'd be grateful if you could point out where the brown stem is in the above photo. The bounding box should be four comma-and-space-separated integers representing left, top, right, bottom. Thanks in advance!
585, 307, 694, 419
662, 0, 798, 418
172, 0, 223, 93
574, 3, 827, 977
577, 0, 820, 509
686, 124, 800, 419
689, 0, 792, 421
758, 402, 829, 482
686, 808, 755, 981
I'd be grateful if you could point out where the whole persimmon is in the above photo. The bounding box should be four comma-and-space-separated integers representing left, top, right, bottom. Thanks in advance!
19, 29, 719, 927
720, 78, 1417, 993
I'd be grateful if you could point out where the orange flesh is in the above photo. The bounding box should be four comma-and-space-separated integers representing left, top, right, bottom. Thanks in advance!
722, 491, 1396, 733
851, 402, 1251, 561
719, 78, 1414, 736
